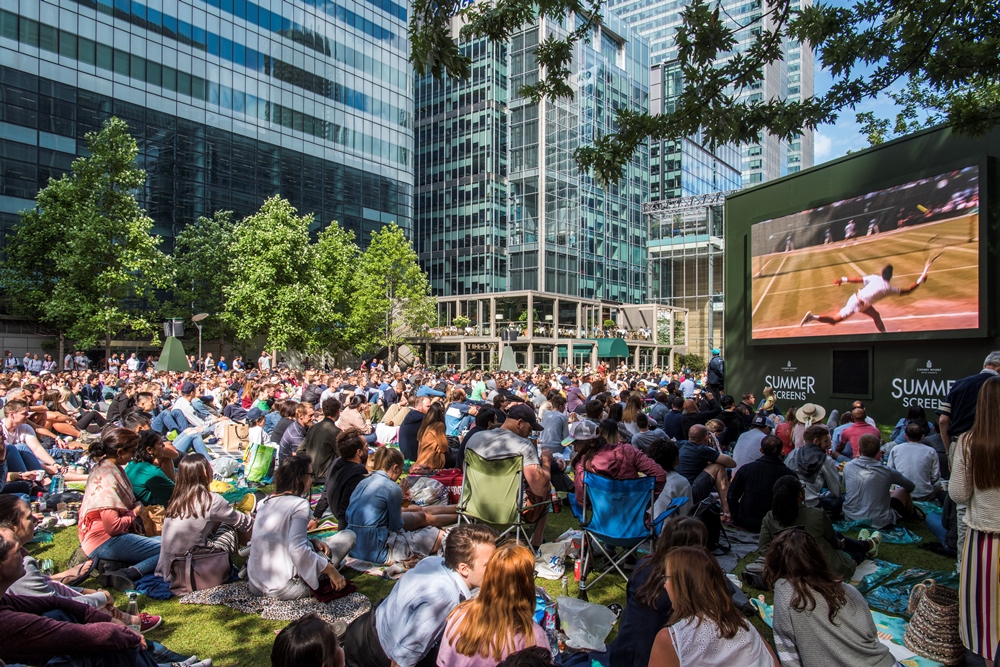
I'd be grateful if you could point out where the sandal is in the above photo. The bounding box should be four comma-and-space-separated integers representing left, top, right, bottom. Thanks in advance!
54, 559, 97, 587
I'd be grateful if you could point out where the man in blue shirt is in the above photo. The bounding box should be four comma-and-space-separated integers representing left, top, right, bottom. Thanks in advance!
675, 424, 736, 520
343, 524, 499, 667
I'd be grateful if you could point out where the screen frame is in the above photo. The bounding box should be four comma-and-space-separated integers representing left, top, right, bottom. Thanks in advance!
745, 155, 990, 346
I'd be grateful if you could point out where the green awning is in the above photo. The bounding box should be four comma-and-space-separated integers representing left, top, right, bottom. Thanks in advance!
556, 343, 594, 358
155, 336, 192, 372
596, 337, 630, 358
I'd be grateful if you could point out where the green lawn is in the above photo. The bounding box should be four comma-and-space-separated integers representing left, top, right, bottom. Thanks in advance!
27, 505, 953, 666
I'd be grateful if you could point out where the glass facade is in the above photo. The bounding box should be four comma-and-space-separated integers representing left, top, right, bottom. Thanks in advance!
415, 12, 650, 303
0, 0, 412, 248
607, 0, 813, 186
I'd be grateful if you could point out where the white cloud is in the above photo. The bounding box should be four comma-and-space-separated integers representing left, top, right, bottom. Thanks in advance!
814, 132, 833, 160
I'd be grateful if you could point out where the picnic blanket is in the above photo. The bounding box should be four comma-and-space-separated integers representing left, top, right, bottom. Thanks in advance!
832, 521, 922, 545
308, 526, 411, 580
850, 558, 902, 594
716, 527, 760, 574
866, 568, 960, 617
179, 580, 370, 625
749, 598, 943, 667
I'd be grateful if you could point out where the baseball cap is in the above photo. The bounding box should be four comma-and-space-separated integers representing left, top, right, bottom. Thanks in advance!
562, 419, 600, 447
506, 403, 543, 431
246, 407, 265, 423
712, 348, 721, 355
180, 381, 197, 394
752, 413, 775, 429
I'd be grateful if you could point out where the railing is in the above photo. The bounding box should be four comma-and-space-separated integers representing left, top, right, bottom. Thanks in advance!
424, 326, 657, 341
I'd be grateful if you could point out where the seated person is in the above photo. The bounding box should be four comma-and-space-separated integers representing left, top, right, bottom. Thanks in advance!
886, 422, 944, 503
272, 612, 345, 667
1, 428, 47, 498
78, 429, 163, 592
608, 517, 709, 667
732, 413, 773, 471
296, 398, 342, 486
759, 476, 878, 582
571, 420, 665, 509
843, 434, 915, 529
278, 402, 314, 464
415, 403, 449, 470
888, 405, 935, 444
436, 543, 547, 667
343, 524, 499, 667
0, 496, 160, 632
124, 431, 175, 508
783, 424, 843, 515
247, 454, 355, 600
310, 429, 369, 530
765, 529, 897, 667
727, 435, 794, 532
156, 454, 253, 585
648, 440, 692, 517
649, 545, 778, 666
464, 404, 553, 550
630, 412, 671, 454
3, 399, 85, 483
444, 388, 478, 437
834, 408, 880, 461
674, 424, 736, 520
346, 448, 454, 564
0, 527, 211, 667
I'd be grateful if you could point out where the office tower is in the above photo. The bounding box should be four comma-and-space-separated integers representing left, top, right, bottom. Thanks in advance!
0, 0, 413, 247
415, 12, 651, 303
608, 0, 814, 185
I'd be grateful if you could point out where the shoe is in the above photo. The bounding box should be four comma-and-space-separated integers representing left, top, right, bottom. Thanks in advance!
866, 531, 882, 558
857, 528, 871, 542
799, 311, 813, 326
96, 568, 138, 592
139, 612, 162, 633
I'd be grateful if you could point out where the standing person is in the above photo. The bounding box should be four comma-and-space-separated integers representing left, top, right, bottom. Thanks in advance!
706, 348, 724, 396
799, 264, 926, 333
938, 350, 1000, 448
436, 543, 547, 667
342, 524, 498, 667
648, 546, 778, 666
949, 375, 1000, 667
764, 529, 897, 667
258, 351, 272, 373
297, 397, 343, 486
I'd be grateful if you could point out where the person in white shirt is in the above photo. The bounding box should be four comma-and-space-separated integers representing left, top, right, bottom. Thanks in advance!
27, 355, 42, 374
74, 352, 89, 371
886, 422, 943, 502
258, 352, 271, 372
4, 352, 18, 372
126, 353, 140, 372
800, 264, 926, 333
21, 354, 31, 371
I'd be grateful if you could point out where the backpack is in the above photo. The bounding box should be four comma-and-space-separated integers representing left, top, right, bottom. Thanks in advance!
244, 441, 277, 484
692, 498, 731, 554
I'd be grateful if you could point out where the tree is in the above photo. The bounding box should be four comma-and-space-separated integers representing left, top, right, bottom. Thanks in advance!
412, 0, 999, 185
167, 210, 237, 343
348, 224, 436, 362
1, 117, 169, 357
223, 196, 331, 353
314, 220, 360, 352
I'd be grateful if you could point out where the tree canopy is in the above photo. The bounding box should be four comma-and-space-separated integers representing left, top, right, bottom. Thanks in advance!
168, 210, 237, 342
412, 0, 1000, 185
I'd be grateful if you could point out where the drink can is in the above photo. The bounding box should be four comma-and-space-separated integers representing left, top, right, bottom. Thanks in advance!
551, 491, 561, 513
574, 559, 581, 581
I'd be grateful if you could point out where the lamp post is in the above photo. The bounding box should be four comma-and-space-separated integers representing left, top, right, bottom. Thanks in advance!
192, 313, 209, 368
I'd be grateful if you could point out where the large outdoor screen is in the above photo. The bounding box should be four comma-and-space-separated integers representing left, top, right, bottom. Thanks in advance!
750, 165, 981, 340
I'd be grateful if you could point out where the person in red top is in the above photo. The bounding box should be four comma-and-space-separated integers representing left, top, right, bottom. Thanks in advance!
571, 420, 666, 509
835, 408, 881, 461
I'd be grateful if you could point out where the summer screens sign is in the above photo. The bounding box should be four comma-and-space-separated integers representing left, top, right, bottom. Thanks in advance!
749, 166, 980, 340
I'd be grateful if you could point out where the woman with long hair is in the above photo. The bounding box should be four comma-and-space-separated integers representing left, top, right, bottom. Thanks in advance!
608, 517, 708, 667
346, 447, 453, 564
124, 430, 175, 507
621, 394, 646, 436
764, 528, 895, 666
571, 419, 665, 510
78, 428, 162, 591
649, 546, 777, 666
272, 613, 344, 667
416, 402, 449, 470
156, 454, 253, 583
437, 543, 546, 667
775, 407, 798, 455
758, 475, 875, 581
950, 374, 1000, 667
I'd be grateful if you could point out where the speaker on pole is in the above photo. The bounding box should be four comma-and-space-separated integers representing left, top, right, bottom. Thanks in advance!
163, 318, 185, 338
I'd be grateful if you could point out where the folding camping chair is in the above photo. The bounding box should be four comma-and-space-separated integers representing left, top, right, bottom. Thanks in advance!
457, 449, 551, 545
577, 472, 688, 592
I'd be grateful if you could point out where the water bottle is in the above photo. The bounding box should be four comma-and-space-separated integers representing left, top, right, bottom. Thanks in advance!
560, 575, 569, 595
126, 592, 140, 633
237, 472, 247, 488
50, 473, 65, 495
543, 598, 559, 658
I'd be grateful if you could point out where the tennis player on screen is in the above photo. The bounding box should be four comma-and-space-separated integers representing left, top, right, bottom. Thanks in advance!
800, 264, 928, 333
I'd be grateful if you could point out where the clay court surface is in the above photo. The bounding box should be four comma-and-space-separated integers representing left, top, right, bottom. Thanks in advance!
751, 215, 980, 339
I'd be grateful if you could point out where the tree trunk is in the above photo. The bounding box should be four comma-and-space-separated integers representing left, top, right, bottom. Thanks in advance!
105, 329, 111, 368
57, 331, 65, 368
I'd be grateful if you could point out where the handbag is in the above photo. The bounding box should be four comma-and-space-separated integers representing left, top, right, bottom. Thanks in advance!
168, 546, 232, 596
221, 423, 250, 452
902, 578, 964, 665
138, 504, 165, 537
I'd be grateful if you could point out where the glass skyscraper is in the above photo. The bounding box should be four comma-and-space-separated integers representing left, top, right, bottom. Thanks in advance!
415, 12, 650, 304
0, 0, 412, 248
608, 0, 814, 185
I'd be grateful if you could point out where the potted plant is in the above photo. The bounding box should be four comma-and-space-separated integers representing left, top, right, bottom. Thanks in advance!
453, 315, 471, 329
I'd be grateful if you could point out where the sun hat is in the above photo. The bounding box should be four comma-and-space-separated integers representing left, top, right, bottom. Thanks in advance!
795, 403, 827, 426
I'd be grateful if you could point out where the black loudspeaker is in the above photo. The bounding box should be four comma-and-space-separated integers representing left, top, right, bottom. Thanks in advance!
832, 349, 870, 396
163, 319, 185, 338
500, 329, 509, 341
508, 329, 518, 342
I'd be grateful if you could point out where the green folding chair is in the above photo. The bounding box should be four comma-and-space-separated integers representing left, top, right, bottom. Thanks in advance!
457, 448, 537, 544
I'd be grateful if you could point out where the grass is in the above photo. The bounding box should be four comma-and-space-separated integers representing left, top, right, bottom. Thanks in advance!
28, 500, 955, 665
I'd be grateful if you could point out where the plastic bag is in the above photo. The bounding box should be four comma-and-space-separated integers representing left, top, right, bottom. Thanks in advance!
408, 477, 449, 506
535, 540, 569, 580
555, 529, 583, 559
212, 457, 241, 479
557, 596, 617, 651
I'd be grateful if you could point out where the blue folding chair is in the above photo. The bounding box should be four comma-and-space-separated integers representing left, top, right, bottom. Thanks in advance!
577, 472, 688, 592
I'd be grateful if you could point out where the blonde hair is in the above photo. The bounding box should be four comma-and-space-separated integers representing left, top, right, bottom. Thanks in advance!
446, 543, 537, 660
